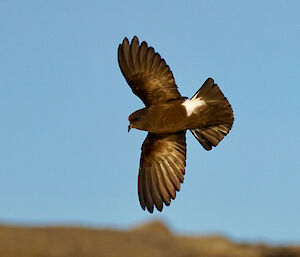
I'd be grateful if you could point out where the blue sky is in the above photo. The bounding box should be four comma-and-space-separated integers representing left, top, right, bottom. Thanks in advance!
1, 0, 299, 244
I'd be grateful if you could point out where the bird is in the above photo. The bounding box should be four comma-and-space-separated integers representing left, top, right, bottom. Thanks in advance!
118, 36, 234, 213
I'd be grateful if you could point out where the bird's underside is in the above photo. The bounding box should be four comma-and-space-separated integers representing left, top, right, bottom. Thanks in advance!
118, 36, 234, 213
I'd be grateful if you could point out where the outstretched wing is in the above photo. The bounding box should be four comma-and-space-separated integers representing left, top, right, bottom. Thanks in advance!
138, 132, 186, 213
118, 36, 183, 107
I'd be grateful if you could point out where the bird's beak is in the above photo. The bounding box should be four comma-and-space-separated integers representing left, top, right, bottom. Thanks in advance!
128, 124, 131, 132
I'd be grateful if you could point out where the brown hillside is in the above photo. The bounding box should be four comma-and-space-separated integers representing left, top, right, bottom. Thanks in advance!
0, 221, 299, 257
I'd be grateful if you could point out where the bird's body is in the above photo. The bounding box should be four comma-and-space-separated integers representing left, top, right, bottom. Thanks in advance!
129, 98, 224, 134
129, 100, 187, 133
118, 36, 234, 213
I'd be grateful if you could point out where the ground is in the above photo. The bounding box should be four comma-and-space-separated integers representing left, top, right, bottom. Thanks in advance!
0, 221, 299, 257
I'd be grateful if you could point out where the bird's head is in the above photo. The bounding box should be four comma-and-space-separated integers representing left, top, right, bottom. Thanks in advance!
128, 108, 148, 132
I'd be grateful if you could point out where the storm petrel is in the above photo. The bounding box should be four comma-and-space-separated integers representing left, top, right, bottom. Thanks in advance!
118, 36, 234, 213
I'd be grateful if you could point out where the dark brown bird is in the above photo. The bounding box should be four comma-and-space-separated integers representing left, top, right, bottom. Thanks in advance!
118, 36, 234, 213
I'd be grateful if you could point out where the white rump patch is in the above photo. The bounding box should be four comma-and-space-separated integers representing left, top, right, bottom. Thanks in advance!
182, 99, 206, 116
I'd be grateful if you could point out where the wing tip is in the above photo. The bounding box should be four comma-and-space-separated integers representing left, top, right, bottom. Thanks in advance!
132, 35, 139, 44
122, 37, 129, 45
206, 77, 214, 84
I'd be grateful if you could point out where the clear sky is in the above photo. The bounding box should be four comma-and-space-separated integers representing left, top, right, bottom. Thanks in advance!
1, 0, 299, 244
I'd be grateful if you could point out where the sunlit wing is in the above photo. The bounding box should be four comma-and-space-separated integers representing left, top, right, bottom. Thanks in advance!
118, 36, 183, 107
138, 132, 186, 212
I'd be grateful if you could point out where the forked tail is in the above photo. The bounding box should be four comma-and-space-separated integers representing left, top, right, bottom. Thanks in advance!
190, 78, 234, 150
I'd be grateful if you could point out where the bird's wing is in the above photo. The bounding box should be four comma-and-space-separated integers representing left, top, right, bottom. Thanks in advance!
118, 36, 183, 107
138, 132, 186, 213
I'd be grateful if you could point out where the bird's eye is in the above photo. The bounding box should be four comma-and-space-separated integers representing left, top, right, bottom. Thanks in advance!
131, 117, 140, 122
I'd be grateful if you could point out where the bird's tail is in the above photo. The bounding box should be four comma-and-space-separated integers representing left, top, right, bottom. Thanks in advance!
190, 78, 234, 150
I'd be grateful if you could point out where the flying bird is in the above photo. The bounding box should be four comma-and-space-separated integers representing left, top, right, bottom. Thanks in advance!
118, 36, 234, 213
